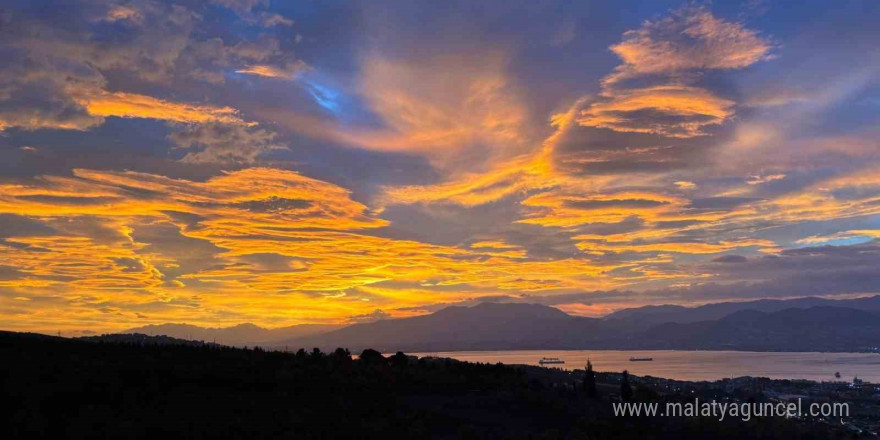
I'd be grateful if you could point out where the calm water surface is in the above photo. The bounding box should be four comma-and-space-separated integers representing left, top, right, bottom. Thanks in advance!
407, 350, 880, 382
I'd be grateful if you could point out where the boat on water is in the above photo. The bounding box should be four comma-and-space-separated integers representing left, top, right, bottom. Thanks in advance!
538, 357, 565, 365
629, 357, 653, 362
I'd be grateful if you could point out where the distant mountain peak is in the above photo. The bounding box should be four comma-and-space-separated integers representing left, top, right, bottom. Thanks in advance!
278, 301, 594, 352
229, 323, 264, 330
435, 302, 573, 320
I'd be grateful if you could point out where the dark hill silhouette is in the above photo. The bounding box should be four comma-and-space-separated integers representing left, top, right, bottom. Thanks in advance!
2, 330, 847, 439
79, 333, 220, 347
122, 322, 341, 346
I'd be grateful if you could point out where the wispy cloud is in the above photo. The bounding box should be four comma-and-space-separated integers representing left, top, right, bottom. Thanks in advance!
236, 60, 310, 80
79, 92, 247, 125
580, 6, 771, 138
604, 6, 772, 85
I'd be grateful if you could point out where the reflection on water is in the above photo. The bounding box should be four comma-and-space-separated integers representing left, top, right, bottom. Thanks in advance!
406, 350, 880, 382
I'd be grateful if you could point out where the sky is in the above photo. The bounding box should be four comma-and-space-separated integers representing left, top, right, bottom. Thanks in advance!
0, 0, 878, 333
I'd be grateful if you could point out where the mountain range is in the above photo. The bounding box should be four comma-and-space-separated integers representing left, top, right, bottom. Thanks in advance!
120, 295, 880, 353
602, 295, 880, 329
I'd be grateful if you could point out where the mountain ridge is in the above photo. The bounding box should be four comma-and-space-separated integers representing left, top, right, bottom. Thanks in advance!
602, 295, 880, 329
115, 295, 880, 352
122, 322, 342, 347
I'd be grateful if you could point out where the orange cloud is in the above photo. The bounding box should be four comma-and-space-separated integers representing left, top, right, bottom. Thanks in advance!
0, 166, 643, 332
552, 302, 617, 318
77, 91, 247, 125
747, 173, 786, 185
580, 7, 771, 138
236, 60, 309, 80
763, 167, 880, 223
578, 85, 735, 138
519, 191, 687, 227
260, 53, 534, 169
102, 5, 144, 24
377, 99, 588, 208
358, 54, 530, 156
795, 229, 880, 245
605, 6, 772, 85
575, 237, 776, 255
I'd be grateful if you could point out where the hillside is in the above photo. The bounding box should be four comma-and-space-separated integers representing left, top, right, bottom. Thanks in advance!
122, 322, 341, 347
1, 331, 850, 439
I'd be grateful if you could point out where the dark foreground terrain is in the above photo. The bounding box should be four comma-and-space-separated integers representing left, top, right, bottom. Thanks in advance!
1, 331, 861, 439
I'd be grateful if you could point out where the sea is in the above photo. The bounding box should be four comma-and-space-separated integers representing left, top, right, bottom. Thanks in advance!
405, 350, 880, 382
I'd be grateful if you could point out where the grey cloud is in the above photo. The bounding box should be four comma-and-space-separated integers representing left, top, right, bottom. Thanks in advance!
112, 257, 147, 273
553, 124, 712, 176
170, 122, 284, 163
687, 197, 761, 210
160, 211, 207, 229
374, 197, 582, 259
237, 253, 309, 272
653, 220, 706, 229
0, 47, 106, 131
347, 309, 391, 324
35, 216, 130, 245
564, 199, 668, 210
209, 0, 265, 13
0, 265, 24, 280
17, 195, 123, 206
572, 217, 645, 236
711, 254, 747, 263
0, 0, 298, 133
0, 214, 56, 238
639, 242, 880, 303
130, 220, 225, 280
229, 197, 312, 213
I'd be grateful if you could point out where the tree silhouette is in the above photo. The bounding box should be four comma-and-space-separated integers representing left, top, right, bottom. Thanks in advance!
359, 348, 385, 364
311, 347, 324, 359
584, 359, 597, 398
2, 332, 840, 439
620, 370, 633, 402
389, 351, 409, 368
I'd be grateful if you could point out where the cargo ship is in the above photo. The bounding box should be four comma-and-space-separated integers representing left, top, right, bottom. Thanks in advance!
538, 357, 565, 365
629, 357, 653, 362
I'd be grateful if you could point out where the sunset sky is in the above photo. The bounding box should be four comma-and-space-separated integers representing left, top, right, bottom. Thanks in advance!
1, 0, 878, 333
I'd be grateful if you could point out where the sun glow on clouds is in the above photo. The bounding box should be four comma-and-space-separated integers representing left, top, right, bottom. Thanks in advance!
78, 92, 248, 125
343, 54, 534, 166
0, 167, 632, 331
1, 0, 878, 332
577, 85, 736, 138
579, 6, 772, 138
236, 61, 310, 80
